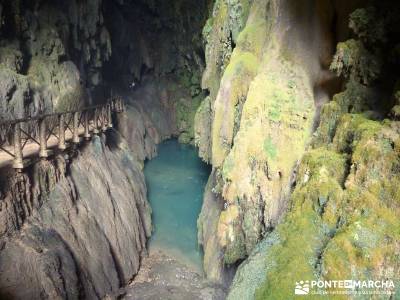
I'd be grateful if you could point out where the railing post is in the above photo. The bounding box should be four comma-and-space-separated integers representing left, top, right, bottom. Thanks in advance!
93, 108, 100, 134
107, 103, 113, 128
101, 106, 108, 131
119, 98, 123, 112
12, 123, 24, 169
73, 112, 80, 144
115, 98, 119, 112
39, 118, 48, 158
121, 98, 125, 112
84, 111, 91, 140
58, 114, 66, 150
111, 100, 115, 112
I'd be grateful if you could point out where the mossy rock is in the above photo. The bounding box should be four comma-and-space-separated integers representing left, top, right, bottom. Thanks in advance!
253, 116, 400, 299
175, 95, 203, 144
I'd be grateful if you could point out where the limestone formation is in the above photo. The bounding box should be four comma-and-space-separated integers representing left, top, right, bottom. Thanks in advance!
196, 0, 341, 280
0, 0, 112, 120
0, 0, 399, 299
225, 1, 400, 298
0, 133, 152, 299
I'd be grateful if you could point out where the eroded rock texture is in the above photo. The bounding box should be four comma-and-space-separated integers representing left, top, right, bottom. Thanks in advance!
196, 0, 345, 281
0, 0, 211, 298
0, 0, 113, 120
0, 133, 152, 299
196, 0, 400, 296
215, 1, 400, 299
0, 0, 208, 145
104, 0, 210, 144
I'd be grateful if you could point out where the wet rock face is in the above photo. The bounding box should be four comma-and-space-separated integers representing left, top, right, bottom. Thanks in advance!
103, 0, 208, 85
226, 1, 400, 299
103, 0, 209, 144
0, 0, 113, 120
0, 0, 210, 298
232, 117, 400, 300
0, 133, 152, 299
0, 0, 208, 142
195, 0, 374, 285
196, 0, 331, 280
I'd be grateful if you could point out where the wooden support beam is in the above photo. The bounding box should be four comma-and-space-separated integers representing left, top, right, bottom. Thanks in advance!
115, 98, 120, 112
102, 106, 108, 131
121, 99, 125, 112
107, 104, 113, 128
12, 123, 24, 169
84, 111, 91, 140
111, 100, 115, 112
93, 108, 100, 134
39, 118, 48, 158
73, 112, 80, 143
119, 98, 123, 112
58, 114, 66, 150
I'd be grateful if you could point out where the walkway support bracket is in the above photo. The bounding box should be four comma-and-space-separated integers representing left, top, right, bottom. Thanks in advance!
58, 114, 66, 150
93, 108, 100, 134
12, 123, 23, 169
39, 118, 48, 158
73, 112, 80, 144
84, 111, 91, 140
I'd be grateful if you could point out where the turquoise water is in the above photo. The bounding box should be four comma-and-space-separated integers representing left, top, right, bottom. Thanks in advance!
144, 140, 210, 272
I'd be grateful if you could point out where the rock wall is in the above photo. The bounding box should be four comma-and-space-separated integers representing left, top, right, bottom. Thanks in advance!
0, 0, 208, 144
196, 0, 400, 298
195, 0, 350, 281
0, 0, 211, 298
0, 131, 152, 299
0, 0, 113, 120
94, 0, 209, 144
195, 1, 330, 282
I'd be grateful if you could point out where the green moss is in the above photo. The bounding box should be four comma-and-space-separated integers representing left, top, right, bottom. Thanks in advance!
390, 105, 400, 119
227, 3, 400, 298
211, 51, 261, 166
175, 95, 203, 144
332, 113, 382, 153
228, 0, 252, 43
224, 230, 247, 264
330, 39, 381, 85
223, 52, 259, 78
299, 148, 347, 184
201, 0, 230, 99
334, 79, 375, 113
263, 136, 277, 159
236, 18, 267, 58
194, 96, 212, 162
312, 101, 342, 147
254, 116, 400, 299
222, 155, 235, 180
255, 149, 347, 299
202, 17, 214, 41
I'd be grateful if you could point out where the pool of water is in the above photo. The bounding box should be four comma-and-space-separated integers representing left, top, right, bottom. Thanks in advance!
144, 139, 210, 272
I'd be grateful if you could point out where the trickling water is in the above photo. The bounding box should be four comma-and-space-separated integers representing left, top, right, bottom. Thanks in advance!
144, 139, 210, 272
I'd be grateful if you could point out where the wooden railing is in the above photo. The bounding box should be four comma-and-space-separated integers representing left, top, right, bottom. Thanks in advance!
0, 97, 125, 170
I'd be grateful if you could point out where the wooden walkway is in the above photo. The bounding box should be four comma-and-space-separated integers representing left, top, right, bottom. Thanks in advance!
0, 97, 125, 170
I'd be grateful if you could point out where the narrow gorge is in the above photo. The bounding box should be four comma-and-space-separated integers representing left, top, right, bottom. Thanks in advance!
0, 0, 399, 299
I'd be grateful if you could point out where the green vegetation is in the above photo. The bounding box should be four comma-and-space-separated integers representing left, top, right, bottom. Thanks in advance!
253, 2, 400, 298
256, 115, 400, 299
263, 137, 277, 159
